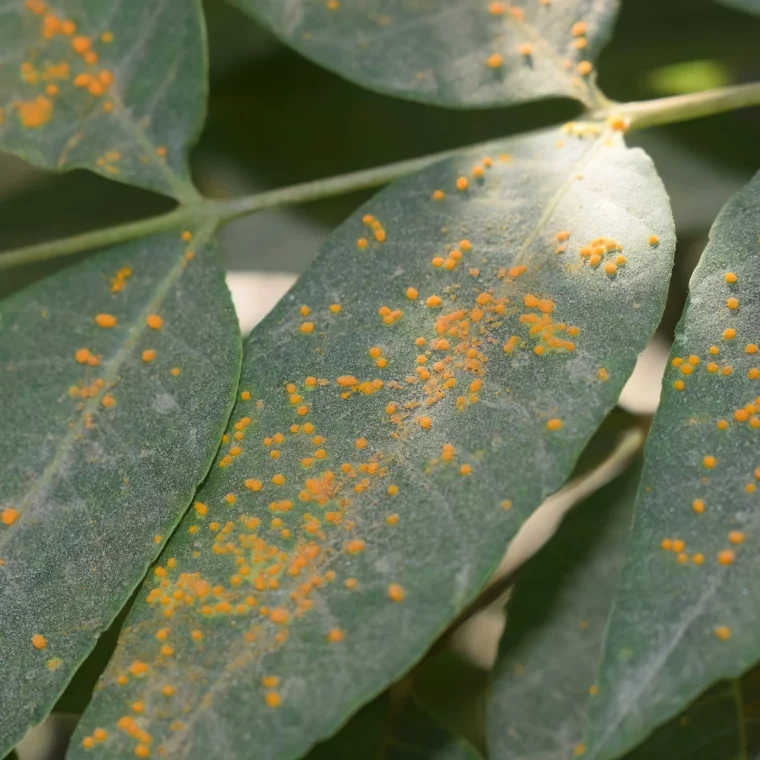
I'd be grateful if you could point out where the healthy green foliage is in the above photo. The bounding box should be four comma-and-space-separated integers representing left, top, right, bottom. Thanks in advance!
0, 0, 206, 201
0, 231, 241, 756
234, 0, 619, 108
488, 461, 639, 760
583, 171, 760, 760
71, 126, 673, 760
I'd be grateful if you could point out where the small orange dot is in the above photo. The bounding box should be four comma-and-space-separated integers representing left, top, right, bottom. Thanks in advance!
32, 634, 47, 650
717, 549, 735, 565
95, 313, 117, 328
387, 583, 405, 602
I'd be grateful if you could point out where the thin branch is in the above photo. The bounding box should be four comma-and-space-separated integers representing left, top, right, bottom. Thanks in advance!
2, 81, 759, 271
203, 140, 499, 223
0, 207, 201, 271
598, 81, 760, 132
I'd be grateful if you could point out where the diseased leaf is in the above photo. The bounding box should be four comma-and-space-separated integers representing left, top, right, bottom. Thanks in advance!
0, 230, 241, 755
583, 171, 760, 760
716, 0, 760, 15
0, 0, 206, 200
307, 692, 483, 760
234, 0, 619, 108
71, 126, 674, 760
488, 461, 639, 760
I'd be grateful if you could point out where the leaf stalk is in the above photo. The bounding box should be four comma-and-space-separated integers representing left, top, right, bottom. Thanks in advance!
2, 81, 759, 272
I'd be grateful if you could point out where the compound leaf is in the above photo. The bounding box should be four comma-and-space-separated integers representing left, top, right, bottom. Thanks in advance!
0, 230, 241, 756
71, 125, 673, 760
234, 0, 619, 108
0, 0, 207, 200
583, 171, 760, 759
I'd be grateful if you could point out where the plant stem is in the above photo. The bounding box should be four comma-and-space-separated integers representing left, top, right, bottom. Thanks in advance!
2, 81, 759, 272
0, 140, 493, 271
206, 142, 484, 223
603, 81, 760, 131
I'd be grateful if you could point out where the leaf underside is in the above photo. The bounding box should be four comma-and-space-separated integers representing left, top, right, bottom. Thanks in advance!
234, 0, 619, 108
0, 231, 241, 756
584, 171, 760, 760
72, 126, 674, 760
0, 0, 206, 200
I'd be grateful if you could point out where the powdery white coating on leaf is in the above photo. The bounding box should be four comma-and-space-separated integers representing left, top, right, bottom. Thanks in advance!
0, 0, 206, 199
72, 126, 673, 760
0, 232, 241, 757
583, 171, 760, 760
236, 0, 619, 108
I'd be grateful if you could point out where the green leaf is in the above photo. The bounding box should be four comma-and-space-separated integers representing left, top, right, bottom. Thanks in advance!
0, 230, 241, 756
0, 0, 206, 201
582, 171, 760, 760
71, 126, 674, 760
716, 0, 760, 15
307, 692, 483, 760
233, 0, 619, 108
624, 680, 744, 760
487, 460, 639, 760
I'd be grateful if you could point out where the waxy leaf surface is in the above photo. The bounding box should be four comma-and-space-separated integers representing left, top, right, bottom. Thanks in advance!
0, 231, 240, 755
583, 171, 760, 760
72, 126, 674, 760
0, 0, 206, 200
235, 0, 619, 108
488, 463, 638, 760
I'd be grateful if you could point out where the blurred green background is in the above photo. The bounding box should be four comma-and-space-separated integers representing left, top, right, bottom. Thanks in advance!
1, 0, 759, 757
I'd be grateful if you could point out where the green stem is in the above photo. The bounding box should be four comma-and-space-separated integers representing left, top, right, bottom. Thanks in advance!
206, 142, 482, 223
0, 141, 492, 271
602, 81, 760, 131
2, 81, 760, 272
0, 207, 202, 271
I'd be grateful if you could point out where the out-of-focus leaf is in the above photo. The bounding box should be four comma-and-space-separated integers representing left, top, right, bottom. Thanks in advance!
487, 462, 639, 760
71, 126, 674, 760
716, 0, 760, 15
583, 171, 760, 759
0, 230, 241, 756
233, 0, 619, 108
624, 681, 741, 760
308, 691, 482, 760
413, 652, 490, 755
0, 0, 206, 200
